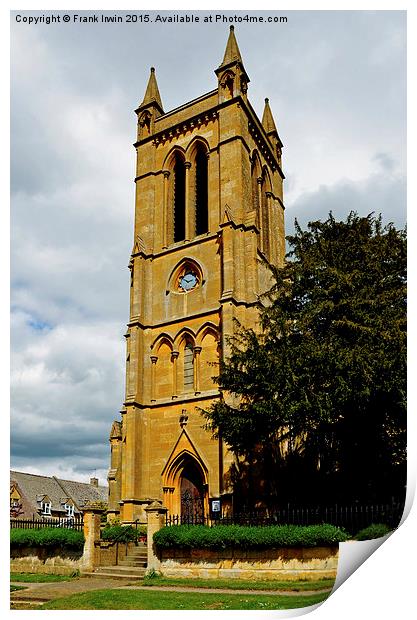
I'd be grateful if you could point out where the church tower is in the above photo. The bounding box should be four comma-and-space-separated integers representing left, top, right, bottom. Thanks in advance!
107, 27, 285, 523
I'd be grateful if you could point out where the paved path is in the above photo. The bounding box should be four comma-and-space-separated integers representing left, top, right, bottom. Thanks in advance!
10, 577, 332, 608
119, 584, 333, 596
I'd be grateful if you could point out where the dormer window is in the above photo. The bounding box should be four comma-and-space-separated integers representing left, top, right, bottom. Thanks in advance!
41, 501, 51, 516
37, 494, 52, 516
64, 503, 75, 518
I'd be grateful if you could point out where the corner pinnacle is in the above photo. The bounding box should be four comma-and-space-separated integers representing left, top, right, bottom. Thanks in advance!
262, 97, 278, 135
139, 66, 163, 112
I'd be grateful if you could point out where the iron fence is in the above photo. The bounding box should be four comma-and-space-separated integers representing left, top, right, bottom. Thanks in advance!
166, 501, 404, 534
10, 515, 84, 531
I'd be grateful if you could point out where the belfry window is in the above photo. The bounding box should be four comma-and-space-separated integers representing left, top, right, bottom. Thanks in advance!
183, 341, 194, 392
261, 180, 269, 256
195, 146, 208, 236
173, 154, 186, 242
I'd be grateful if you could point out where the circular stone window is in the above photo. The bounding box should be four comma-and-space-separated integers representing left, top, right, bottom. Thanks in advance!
168, 259, 203, 295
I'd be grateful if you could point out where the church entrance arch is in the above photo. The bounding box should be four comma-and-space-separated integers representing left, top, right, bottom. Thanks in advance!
180, 461, 205, 523
162, 446, 208, 522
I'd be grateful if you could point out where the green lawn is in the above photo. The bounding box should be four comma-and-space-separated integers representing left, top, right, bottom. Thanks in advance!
10, 585, 27, 592
41, 589, 330, 610
10, 572, 77, 583
141, 575, 335, 591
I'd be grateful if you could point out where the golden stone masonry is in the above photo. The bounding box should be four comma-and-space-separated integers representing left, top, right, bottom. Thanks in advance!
107, 27, 285, 523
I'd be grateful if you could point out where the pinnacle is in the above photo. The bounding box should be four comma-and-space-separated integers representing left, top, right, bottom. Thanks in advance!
139, 66, 163, 112
219, 25, 244, 68
262, 97, 278, 135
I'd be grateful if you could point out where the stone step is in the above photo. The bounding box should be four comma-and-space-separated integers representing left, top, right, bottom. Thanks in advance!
119, 558, 147, 566
88, 566, 146, 579
10, 600, 44, 609
82, 567, 145, 582
124, 552, 147, 559
128, 547, 148, 555
10, 594, 49, 603
101, 565, 146, 574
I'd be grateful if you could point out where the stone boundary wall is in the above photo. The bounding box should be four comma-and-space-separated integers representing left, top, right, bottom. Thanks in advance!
10, 541, 137, 575
10, 546, 83, 576
159, 546, 338, 581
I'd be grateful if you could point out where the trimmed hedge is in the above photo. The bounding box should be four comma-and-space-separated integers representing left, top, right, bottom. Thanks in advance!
153, 524, 348, 550
10, 527, 84, 551
355, 523, 392, 541
101, 525, 145, 543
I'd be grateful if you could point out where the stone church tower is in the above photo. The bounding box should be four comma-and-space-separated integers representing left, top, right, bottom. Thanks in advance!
107, 27, 285, 523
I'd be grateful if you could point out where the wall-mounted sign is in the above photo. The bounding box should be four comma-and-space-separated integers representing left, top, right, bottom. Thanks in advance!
211, 499, 221, 512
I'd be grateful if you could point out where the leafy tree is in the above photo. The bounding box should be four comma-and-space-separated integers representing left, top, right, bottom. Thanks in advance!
204, 213, 406, 507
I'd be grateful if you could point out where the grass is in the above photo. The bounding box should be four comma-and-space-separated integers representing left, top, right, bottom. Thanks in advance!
10, 585, 27, 592
10, 572, 78, 583
141, 575, 335, 591
41, 588, 330, 610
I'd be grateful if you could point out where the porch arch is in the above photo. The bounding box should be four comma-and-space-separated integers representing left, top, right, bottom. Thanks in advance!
162, 448, 208, 520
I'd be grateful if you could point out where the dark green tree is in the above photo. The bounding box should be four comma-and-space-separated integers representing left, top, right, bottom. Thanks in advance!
204, 213, 406, 508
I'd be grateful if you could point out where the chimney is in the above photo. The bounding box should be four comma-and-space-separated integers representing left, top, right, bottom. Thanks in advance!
90, 477, 99, 487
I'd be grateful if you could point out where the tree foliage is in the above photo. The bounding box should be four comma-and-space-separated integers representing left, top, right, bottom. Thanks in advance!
204, 213, 406, 506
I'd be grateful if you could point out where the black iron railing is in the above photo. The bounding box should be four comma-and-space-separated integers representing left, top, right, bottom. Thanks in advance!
10, 515, 84, 531
166, 501, 404, 534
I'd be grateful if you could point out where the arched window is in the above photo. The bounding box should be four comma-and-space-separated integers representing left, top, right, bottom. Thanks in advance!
261, 180, 269, 257
155, 340, 173, 399
251, 151, 261, 214
200, 328, 219, 391
183, 341, 194, 392
173, 153, 186, 242
261, 167, 271, 258
138, 111, 151, 139
251, 165, 260, 214
195, 145, 208, 236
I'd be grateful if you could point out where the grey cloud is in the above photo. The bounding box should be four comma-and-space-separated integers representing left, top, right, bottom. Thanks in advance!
373, 152, 397, 173
10, 10, 406, 482
13, 437, 108, 460
285, 170, 406, 238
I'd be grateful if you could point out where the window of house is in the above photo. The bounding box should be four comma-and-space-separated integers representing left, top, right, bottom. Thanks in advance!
41, 501, 52, 516
64, 503, 75, 518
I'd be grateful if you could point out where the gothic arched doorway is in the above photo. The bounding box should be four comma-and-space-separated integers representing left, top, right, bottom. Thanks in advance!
180, 461, 205, 523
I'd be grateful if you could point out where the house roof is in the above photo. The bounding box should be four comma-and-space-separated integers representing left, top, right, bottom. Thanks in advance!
10, 470, 108, 516
10, 480, 34, 517
56, 477, 108, 509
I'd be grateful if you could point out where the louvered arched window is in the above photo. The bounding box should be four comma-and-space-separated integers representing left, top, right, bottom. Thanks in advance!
183, 341, 194, 392
195, 145, 208, 236
173, 153, 186, 242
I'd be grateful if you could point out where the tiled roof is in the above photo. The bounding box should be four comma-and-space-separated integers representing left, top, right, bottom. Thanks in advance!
10, 471, 108, 517
56, 477, 108, 509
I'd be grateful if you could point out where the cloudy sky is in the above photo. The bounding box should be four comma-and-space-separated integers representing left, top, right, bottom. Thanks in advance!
10, 10, 406, 485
